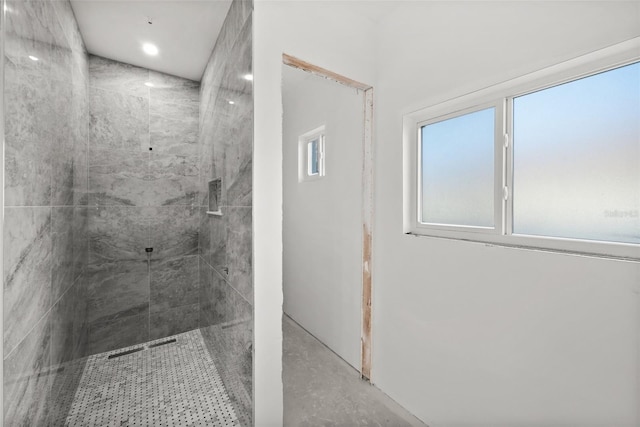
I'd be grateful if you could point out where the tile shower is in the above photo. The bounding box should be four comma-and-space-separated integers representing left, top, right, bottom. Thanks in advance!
2, 0, 253, 424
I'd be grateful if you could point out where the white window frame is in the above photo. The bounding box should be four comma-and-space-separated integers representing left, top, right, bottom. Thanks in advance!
416, 101, 505, 236
298, 126, 325, 182
404, 37, 640, 260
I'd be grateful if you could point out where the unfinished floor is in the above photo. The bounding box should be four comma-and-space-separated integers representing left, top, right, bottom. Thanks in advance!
283, 315, 426, 426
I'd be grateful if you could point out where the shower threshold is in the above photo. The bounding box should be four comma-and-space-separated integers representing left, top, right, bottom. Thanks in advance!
65, 329, 239, 426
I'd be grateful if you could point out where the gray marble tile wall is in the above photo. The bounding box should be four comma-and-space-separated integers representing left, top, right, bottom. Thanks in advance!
87, 55, 201, 354
3, 0, 90, 424
198, 0, 253, 423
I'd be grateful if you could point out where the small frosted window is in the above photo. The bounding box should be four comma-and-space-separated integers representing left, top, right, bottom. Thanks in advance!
513, 62, 640, 244
298, 126, 325, 182
308, 139, 319, 175
420, 108, 495, 227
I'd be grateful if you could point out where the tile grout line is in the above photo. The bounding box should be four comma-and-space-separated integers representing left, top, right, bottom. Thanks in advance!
88, 79, 198, 106
201, 255, 252, 307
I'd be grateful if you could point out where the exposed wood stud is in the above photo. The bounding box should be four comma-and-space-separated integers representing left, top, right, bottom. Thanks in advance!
283, 53, 374, 382
283, 53, 372, 91
360, 88, 374, 381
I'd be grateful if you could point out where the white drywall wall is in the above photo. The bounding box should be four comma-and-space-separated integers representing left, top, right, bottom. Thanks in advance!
372, 2, 640, 426
282, 66, 364, 370
253, 2, 376, 424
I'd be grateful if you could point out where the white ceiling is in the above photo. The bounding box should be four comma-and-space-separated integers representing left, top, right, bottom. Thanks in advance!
70, 0, 233, 81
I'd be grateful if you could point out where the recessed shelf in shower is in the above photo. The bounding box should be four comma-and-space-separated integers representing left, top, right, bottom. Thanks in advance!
207, 178, 222, 216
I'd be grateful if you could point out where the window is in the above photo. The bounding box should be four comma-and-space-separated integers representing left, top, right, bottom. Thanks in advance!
299, 126, 325, 182
420, 107, 496, 228
308, 138, 320, 176
512, 63, 639, 244
405, 40, 639, 259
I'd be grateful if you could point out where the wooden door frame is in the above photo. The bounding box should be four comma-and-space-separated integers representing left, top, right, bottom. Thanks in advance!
282, 54, 374, 380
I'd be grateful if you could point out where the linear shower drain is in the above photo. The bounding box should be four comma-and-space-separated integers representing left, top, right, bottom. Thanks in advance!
148, 338, 177, 348
107, 347, 144, 359
107, 338, 179, 360
65, 329, 239, 426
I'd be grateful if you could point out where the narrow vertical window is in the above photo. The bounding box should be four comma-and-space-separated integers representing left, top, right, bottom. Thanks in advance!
298, 126, 325, 182
308, 138, 320, 176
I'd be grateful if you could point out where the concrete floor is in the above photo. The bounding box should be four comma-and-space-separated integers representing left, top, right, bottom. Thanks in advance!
283, 315, 427, 427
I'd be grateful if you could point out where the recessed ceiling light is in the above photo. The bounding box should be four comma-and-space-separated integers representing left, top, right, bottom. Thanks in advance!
144, 82, 154, 87
228, 101, 235, 105
243, 74, 253, 81
142, 43, 158, 56
28, 55, 39, 61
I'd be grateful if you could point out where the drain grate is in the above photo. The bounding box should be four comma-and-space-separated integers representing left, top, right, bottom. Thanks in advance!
66, 330, 240, 426
107, 347, 144, 359
107, 339, 178, 360
148, 338, 177, 348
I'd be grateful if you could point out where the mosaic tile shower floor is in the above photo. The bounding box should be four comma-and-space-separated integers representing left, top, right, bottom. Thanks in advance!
65, 329, 240, 426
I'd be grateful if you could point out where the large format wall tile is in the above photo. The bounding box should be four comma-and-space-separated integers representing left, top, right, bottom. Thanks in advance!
88, 312, 149, 355
88, 206, 149, 263
51, 286, 76, 367
89, 54, 149, 98
208, 210, 228, 275
4, 0, 90, 423
50, 79, 75, 207
3, 207, 52, 355
3, 315, 51, 426
149, 71, 199, 104
150, 98, 199, 155
51, 0, 87, 58
89, 87, 149, 152
86, 56, 201, 351
146, 154, 198, 206
73, 274, 90, 360
150, 303, 199, 341
73, 207, 89, 283
73, 81, 90, 206
200, 264, 251, 328
227, 207, 252, 302
89, 147, 148, 206
222, 19, 253, 208
52, 207, 75, 300
197, 3, 253, 418
86, 258, 150, 352
199, 0, 252, 118
5, 1, 58, 75
198, 207, 212, 262
150, 256, 199, 311
4, 65, 53, 207
87, 260, 150, 326
197, 113, 227, 207
200, 208, 230, 275
223, 100, 252, 207
148, 206, 199, 260
149, 254, 198, 340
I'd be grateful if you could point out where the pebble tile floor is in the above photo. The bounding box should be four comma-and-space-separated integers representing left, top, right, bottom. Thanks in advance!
65, 329, 239, 426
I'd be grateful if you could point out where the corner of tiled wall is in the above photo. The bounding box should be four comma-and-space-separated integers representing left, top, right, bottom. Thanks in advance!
197, 0, 254, 424
3, 0, 91, 424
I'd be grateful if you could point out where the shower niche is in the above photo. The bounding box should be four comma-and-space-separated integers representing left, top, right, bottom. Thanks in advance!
208, 178, 223, 216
